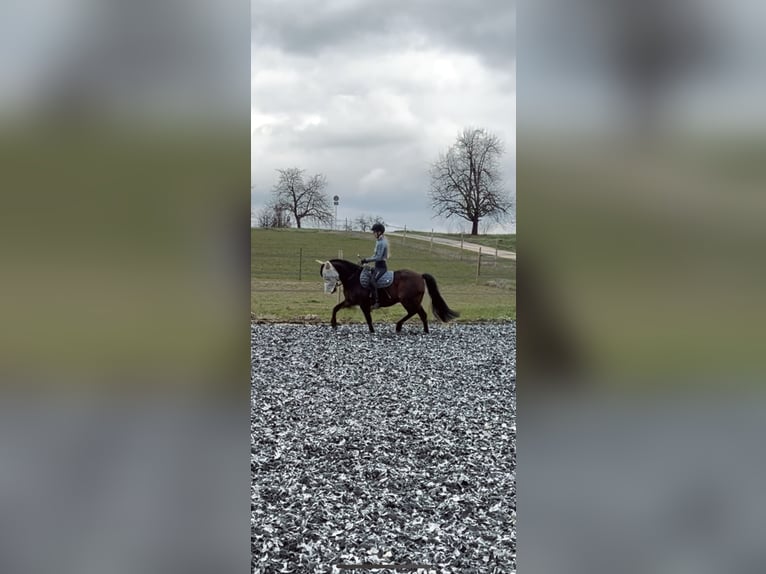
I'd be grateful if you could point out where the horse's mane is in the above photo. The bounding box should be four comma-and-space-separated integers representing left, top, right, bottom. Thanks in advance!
329, 259, 361, 273
325, 259, 358, 279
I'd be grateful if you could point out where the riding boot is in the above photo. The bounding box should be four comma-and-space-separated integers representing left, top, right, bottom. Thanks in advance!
371, 288, 380, 309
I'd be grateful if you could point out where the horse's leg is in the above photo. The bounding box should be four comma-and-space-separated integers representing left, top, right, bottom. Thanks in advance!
396, 298, 426, 333
417, 305, 429, 334
331, 300, 351, 329
395, 308, 416, 333
360, 304, 375, 333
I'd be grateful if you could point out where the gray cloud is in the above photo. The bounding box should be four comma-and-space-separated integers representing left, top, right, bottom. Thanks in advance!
252, 0, 516, 232
252, 0, 514, 72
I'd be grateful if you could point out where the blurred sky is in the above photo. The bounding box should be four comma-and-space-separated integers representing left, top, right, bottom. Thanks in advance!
251, 0, 516, 233
520, 0, 766, 135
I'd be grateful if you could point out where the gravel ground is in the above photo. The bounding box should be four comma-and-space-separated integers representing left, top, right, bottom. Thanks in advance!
251, 322, 516, 574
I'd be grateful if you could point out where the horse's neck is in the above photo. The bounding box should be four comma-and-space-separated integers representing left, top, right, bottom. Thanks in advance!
334, 261, 358, 282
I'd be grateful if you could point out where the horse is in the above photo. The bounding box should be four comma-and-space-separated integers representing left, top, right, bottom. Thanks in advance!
317, 259, 459, 333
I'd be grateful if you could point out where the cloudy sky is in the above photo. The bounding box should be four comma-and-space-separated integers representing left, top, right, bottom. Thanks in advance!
251, 0, 516, 233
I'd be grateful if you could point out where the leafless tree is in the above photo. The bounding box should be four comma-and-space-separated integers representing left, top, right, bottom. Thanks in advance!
272, 168, 333, 229
355, 214, 371, 232
429, 127, 512, 235
354, 214, 386, 232
255, 199, 292, 228
255, 207, 272, 228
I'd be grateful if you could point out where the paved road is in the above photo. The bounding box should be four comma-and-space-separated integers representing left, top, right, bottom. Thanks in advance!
397, 233, 516, 260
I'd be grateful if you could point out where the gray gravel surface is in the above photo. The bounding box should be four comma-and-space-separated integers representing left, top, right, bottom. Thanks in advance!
251, 322, 516, 574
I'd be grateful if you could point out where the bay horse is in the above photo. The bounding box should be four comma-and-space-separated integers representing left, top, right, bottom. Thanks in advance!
318, 259, 459, 333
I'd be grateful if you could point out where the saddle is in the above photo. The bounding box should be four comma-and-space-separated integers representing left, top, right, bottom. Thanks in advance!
360, 267, 394, 289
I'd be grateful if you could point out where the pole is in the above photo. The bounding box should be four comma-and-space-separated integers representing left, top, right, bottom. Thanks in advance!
337, 249, 343, 303
430, 229, 434, 252
298, 248, 302, 281
403, 225, 406, 244
333, 196, 340, 231
476, 247, 482, 283
460, 233, 464, 261
495, 239, 499, 268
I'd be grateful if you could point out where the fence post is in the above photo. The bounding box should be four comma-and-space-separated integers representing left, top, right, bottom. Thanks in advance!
460, 233, 464, 261
495, 239, 499, 268
338, 249, 343, 303
476, 247, 482, 283
430, 229, 434, 252
298, 247, 303, 281
403, 225, 406, 244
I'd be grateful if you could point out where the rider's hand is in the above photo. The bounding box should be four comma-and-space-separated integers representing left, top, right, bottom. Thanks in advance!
360, 258, 367, 264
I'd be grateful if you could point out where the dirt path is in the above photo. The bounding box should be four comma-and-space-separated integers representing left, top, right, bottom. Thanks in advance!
398, 233, 516, 260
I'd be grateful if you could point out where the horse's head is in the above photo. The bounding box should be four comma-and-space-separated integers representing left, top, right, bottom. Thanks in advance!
317, 260, 340, 294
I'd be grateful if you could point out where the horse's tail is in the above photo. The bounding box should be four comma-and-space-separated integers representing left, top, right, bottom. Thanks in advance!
423, 273, 460, 323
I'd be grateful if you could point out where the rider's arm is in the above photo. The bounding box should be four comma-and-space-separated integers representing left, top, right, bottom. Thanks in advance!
362, 240, 385, 263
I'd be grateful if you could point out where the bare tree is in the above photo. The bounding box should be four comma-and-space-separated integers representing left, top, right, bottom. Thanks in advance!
429, 127, 511, 235
270, 201, 293, 228
255, 207, 272, 228
255, 199, 292, 228
354, 214, 386, 232
272, 168, 333, 229
355, 214, 371, 232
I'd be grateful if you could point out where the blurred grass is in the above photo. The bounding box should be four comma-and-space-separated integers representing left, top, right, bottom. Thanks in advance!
1, 125, 248, 384
251, 228, 515, 322
521, 134, 766, 379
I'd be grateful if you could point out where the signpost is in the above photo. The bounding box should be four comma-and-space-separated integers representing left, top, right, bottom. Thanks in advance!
333, 195, 339, 230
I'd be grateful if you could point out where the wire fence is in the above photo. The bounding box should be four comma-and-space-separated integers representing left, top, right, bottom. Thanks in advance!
252, 234, 515, 292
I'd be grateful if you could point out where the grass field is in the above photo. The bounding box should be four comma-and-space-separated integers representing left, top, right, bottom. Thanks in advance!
251, 228, 515, 323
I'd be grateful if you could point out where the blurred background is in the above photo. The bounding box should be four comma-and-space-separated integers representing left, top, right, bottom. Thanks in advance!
1, 0, 249, 388
519, 0, 766, 381
0, 1, 249, 573
518, 0, 766, 573
3, 0, 766, 572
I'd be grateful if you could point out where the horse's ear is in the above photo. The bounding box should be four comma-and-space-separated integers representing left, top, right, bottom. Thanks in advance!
315, 259, 324, 265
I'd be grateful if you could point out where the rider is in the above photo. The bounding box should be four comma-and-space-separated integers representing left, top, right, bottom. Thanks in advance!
360, 222, 389, 309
